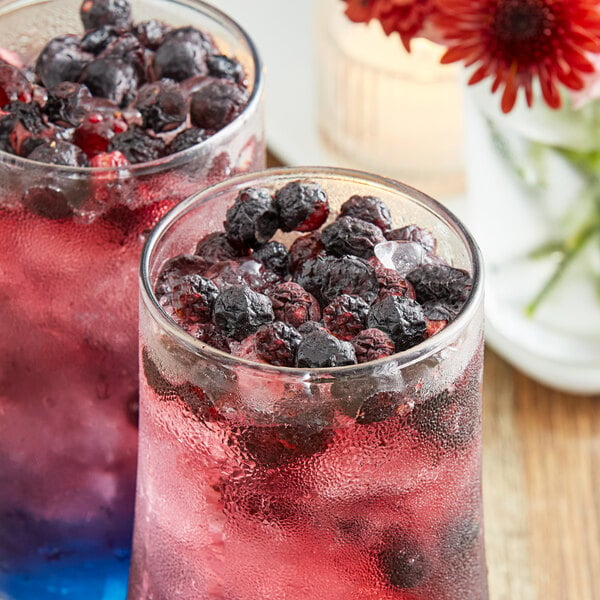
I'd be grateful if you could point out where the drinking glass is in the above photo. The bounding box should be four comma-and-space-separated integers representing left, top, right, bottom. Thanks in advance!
130, 167, 487, 600
0, 0, 264, 597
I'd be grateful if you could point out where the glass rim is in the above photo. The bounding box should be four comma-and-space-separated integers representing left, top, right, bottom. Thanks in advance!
0, 0, 264, 176
140, 166, 484, 376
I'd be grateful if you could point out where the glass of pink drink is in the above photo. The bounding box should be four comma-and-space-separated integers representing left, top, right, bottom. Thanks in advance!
132, 167, 486, 600
0, 0, 264, 596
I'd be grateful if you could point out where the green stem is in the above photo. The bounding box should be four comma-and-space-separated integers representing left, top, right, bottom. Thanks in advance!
525, 224, 598, 317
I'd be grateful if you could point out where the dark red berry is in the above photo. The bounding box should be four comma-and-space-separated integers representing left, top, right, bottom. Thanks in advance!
252, 241, 290, 277
189, 78, 248, 131
224, 187, 278, 250
22, 186, 73, 220
73, 100, 128, 157
79, 57, 138, 107
80, 25, 121, 54
0, 101, 53, 156
108, 125, 165, 163
207, 54, 244, 83
387, 224, 436, 253
192, 322, 231, 354
407, 264, 472, 310
135, 80, 186, 132
321, 216, 385, 259
340, 194, 392, 232
0, 62, 32, 107
269, 281, 321, 328
28, 140, 89, 166
289, 231, 324, 273
133, 20, 172, 50
275, 180, 329, 232
44, 82, 91, 127
296, 328, 356, 368
213, 284, 274, 340
367, 295, 427, 351
152, 28, 210, 81
322, 294, 369, 341
35, 35, 93, 88
155, 254, 209, 297
195, 231, 244, 264
254, 321, 302, 366
80, 0, 132, 31
376, 531, 428, 589
352, 328, 395, 364
321, 255, 380, 305
168, 127, 212, 154
375, 266, 415, 300
169, 273, 219, 325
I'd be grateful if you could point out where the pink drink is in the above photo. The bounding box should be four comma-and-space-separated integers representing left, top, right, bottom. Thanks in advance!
129, 168, 487, 599
0, 0, 264, 596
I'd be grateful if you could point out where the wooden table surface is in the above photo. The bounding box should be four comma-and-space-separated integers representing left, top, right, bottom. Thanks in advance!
266, 151, 600, 600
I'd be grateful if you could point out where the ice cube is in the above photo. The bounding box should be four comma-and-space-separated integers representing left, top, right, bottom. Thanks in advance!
374, 240, 427, 277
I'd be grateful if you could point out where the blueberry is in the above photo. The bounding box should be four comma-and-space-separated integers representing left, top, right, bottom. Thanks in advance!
367, 295, 427, 351
99, 33, 148, 80
254, 321, 302, 366
269, 281, 321, 328
252, 241, 290, 277
135, 80, 186, 132
340, 194, 392, 232
22, 186, 72, 220
323, 294, 369, 341
192, 322, 231, 354
292, 254, 332, 305
108, 125, 165, 163
213, 284, 274, 341
195, 231, 246, 264
0, 101, 52, 156
296, 328, 356, 368
44, 82, 91, 127
27, 140, 89, 166
321, 216, 385, 259
169, 273, 219, 325
80, 25, 121, 54
133, 20, 172, 50
297, 320, 326, 335
275, 180, 329, 232
224, 187, 279, 250
376, 531, 428, 589
155, 253, 209, 297
80, 0, 132, 31
78, 57, 138, 107
141, 347, 178, 399
175, 382, 218, 421
351, 328, 395, 364
35, 35, 93, 88
0, 62, 32, 107
153, 27, 211, 81
168, 127, 212, 154
289, 231, 324, 273
356, 390, 406, 424
407, 264, 472, 318
189, 78, 248, 131
387, 224, 436, 253
207, 54, 244, 83
321, 255, 380, 305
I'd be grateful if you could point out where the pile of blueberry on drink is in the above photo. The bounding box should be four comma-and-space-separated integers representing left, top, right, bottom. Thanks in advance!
156, 180, 473, 367
0, 0, 250, 167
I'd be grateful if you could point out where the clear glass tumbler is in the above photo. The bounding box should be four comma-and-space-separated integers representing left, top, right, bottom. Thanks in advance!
0, 0, 264, 597
131, 167, 487, 600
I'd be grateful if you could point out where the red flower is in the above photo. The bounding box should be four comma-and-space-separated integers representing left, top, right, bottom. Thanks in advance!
435, 0, 600, 112
344, 0, 438, 50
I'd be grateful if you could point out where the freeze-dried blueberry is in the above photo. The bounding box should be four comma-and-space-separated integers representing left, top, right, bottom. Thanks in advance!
321, 216, 385, 259
192, 322, 231, 354
351, 328, 395, 364
296, 329, 356, 368
108, 125, 165, 163
35, 35, 93, 88
254, 321, 302, 366
195, 231, 245, 264
99, 33, 147, 80
387, 225, 436, 253
407, 264, 472, 310
22, 186, 72, 220
376, 531, 428, 589
289, 231, 324, 273
367, 295, 427, 351
141, 347, 177, 399
135, 81, 186, 132
275, 180, 329, 232
80, 25, 120, 54
28, 140, 89, 166
175, 382, 218, 421
169, 273, 219, 324
356, 391, 406, 424
321, 255, 379, 305
213, 284, 274, 340
297, 320, 326, 335
270, 281, 321, 328
168, 127, 212, 154
292, 254, 332, 305
80, 0, 132, 31
155, 254, 209, 297
189, 78, 248, 131
207, 54, 244, 83
79, 58, 138, 107
153, 28, 210, 81
0, 101, 52, 156
323, 294, 369, 341
224, 187, 278, 250
252, 241, 290, 277
133, 20, 172, 50
44, 82, 91, 127
340, 194, 392, 232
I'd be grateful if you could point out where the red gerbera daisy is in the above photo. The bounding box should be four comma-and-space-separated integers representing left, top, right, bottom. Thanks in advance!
344, 0, 438, 50
435, 0, 600, 112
